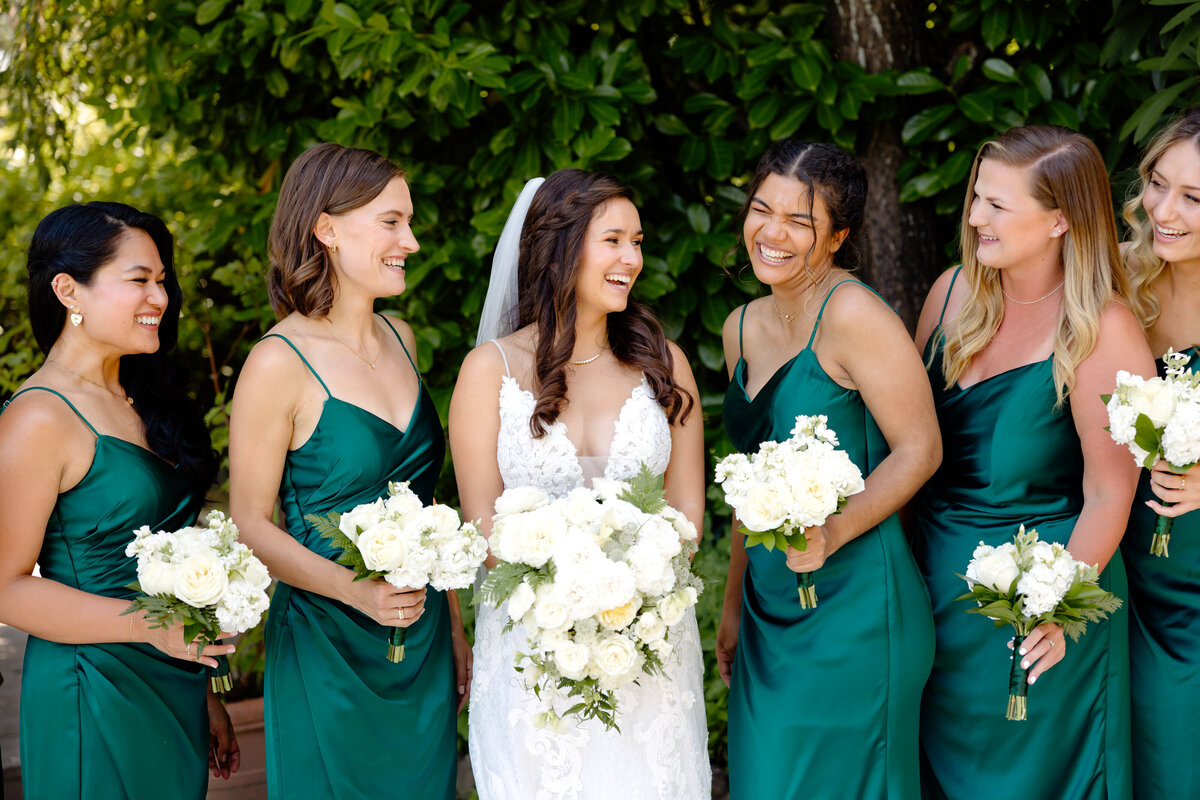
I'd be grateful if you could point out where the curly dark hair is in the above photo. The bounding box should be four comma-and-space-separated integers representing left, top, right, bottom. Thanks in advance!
515, 168, 694, 438
737, 139, 868, 274
26, 202, 216, 488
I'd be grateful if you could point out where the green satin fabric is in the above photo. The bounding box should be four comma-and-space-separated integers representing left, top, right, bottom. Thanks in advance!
915, 323, 1132, 800
4, 387, 208, 800
262, 330, 455, 800
722, 282, 935, 799
1122, 346, 1200, 799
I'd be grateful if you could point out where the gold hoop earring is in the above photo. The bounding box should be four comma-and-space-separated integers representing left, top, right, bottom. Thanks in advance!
69, 306, 83, 327
328, 243, 338, 254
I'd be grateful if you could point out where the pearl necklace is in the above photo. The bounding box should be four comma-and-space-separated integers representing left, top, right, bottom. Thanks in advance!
1001, 280, 1065, 305
569, 347, 606, 366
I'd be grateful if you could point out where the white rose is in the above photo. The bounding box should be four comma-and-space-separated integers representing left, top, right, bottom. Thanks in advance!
338, 498, 386, 542
593, 634, 638, 682
532, 586, 571, 631
174, 554, 229, 608
553, 641, 591, 680
507, 581, 536, 621
172, 528, 216, 559
788, 473, 840, 527
965, 545, 1021, 593
1127, 377, 1178, 428
632, 610, 666, 643
494, 486, 550, 517
736, 483, 791, 531
137, 559, 178, 596
598, 595, 642, 630
658, 587, 697, 627
231, 547, 272, 591
358, 520, 407, 572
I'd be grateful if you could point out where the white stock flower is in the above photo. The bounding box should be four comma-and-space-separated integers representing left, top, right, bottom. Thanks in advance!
660, 506, 698, 543
494, 486, 550, 517
215, 580, 270, 633
233, 549, 271, 591
174, 553, 229, 608
1163, 399, 1200, 466
1106, 396, 1138, 445
384, 484, 423, 521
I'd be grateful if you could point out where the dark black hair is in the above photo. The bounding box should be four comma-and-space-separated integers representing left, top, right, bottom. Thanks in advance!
738, 139, 868, 272
26, 202, 216, 489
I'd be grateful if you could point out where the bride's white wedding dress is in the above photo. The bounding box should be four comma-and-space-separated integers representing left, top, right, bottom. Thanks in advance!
468, 341, 711, 800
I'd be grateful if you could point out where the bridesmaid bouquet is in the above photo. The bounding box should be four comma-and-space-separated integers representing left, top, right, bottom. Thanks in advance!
478, 466, 703, 732
305, 481, 488, 662
714, 414, 865, 609
1103, 349, 1200, 556
123, 510, 271, 692
956, 525, 1122, 721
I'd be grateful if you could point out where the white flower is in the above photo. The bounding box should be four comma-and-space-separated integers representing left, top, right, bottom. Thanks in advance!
508, 581, 536, 621
593, 634, 639, 684
598, 595, 642, 630
494, 486, 550, 517
632, 610, 666, 643
174, 553, 229, 608
553, 641, 591, 680
531, 585, 571, 632
658, 587, 698, 626
338, 498, 386, 542
358, 520, 408, 572
1127, 376, 1178, 428
215, 580, 269, 633
736, 483, 791, 531
965, 542, 1021, 593
660, 506, 698, 543
1163, 399, 1200, 466
383, 483, 423, 521
786, 472, 840, 527
137, 559, 178, 596
499, 506, 563, 568
589, 477, 628, 503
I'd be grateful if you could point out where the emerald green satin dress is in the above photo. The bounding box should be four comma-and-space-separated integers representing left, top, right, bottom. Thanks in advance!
261, 319, 455, 800
914, 269, 1132, 800
3, 387, 209, 800
723, 281, 935, 799
1122, 346, 1200, 799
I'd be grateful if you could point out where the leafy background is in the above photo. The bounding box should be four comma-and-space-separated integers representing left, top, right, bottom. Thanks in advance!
3, 0, 1199, 780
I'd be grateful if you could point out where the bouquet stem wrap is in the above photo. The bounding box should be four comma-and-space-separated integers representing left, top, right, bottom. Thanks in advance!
210, 649, 233, 693
387, 627, 407, 663
796, 571, 818, 609
1007, 634, 1029, 721
1152, 509, 1173, 558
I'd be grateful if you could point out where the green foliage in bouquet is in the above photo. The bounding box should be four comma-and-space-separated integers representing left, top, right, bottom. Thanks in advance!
306, 511, 376, 579
122, 585, 223, 652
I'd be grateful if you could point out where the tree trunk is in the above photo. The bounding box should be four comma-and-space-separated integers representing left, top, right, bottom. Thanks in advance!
827, 0, 942, 331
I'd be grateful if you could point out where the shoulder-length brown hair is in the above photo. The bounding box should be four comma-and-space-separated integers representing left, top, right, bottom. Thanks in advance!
516, 168, 694, 437
268, 142, 405, 318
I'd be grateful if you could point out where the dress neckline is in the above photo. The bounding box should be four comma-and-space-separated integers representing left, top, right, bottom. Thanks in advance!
291, 391, 423, 454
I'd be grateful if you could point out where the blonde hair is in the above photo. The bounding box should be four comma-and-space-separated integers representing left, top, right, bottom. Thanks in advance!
942, 125, 1127, 407
1122, 107, 1200, 330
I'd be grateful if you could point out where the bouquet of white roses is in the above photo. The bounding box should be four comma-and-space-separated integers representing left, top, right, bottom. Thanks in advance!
305, 481, 488, 662
714, 414, 865, 609
957, 525, 1122, 720
123, 510, 271, 692
478, 466, 703, 732
1104, 348, 1200, 556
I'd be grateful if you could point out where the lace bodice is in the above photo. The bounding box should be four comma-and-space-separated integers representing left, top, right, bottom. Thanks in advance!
495, 356, 671, 497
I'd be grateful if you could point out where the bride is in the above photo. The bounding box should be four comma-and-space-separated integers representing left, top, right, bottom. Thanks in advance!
450, 169, 711, 799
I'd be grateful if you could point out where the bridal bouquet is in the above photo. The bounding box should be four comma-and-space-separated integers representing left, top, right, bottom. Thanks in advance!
714, 414, 865, 609
478, 466, 703, 732
305, 481, 488, 662
956, 525, 1122, 721
123, 510, 271, 692
1104, 349, 1200, 556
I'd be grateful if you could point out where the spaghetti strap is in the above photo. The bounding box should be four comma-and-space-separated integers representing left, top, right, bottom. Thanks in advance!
377, 315, 421, 380
738, 304, 749, 361
937, 266, 964, 326
807, 279, 879, 350
490, 339, 512, 378
3, 386, 101, 437
260, 334, 333, 398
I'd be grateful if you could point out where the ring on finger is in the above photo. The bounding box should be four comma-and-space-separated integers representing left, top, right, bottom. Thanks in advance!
186, 643, 192, 657
1047, 639, 1055, 648
399, 607, 405, 622
1183, 476, 1187, 491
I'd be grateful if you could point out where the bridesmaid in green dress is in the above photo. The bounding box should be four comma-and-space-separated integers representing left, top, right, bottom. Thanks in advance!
229, 144, 468, 800
717, 140, 941, 799
1119, 108, 1200, 799
0, 202, 238, 799
913, 126, 1154, 800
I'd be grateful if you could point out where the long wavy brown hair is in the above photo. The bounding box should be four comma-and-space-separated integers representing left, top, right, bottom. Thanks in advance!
268, 143, 405, 317
515, 168, 694, 437
1122, 107, 1200, 331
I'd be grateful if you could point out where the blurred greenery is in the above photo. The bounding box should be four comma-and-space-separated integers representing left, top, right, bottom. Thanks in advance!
3, 0, 1199, 773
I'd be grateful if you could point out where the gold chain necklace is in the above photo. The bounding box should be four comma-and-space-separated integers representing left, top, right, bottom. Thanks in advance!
325, 319, 381, 369
45, 360, 134, 405
1001, 280, 1065, 305
772, 295, 802, 324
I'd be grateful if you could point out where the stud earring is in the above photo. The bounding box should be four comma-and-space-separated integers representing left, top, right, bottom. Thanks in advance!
69, 306, 83, 327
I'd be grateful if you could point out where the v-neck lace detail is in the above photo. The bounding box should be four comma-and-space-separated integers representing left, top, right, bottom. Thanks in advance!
496, 374, 671, 497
